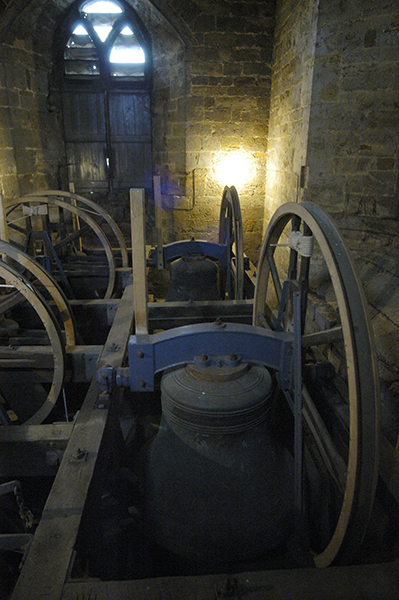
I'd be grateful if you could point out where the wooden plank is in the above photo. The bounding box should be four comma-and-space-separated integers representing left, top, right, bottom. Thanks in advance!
11, 277, 135, 600
0, 422, 74, 443
61, 561, 399, 600
130, 189, 148, 336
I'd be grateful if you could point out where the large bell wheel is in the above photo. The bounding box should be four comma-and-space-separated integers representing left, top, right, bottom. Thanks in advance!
6, 197, 116, 299
0, 240, 76, 347
27, 190, 129, 268
218, 185, 245, 300
253, 201, 379, 567
0, 261, 65, 425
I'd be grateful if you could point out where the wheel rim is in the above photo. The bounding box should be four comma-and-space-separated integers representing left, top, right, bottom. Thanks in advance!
218, 185, 244, 299
253, 201, 379, 566
0, 261, 65, 425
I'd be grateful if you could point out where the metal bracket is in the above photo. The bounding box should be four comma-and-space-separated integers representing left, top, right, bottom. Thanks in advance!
95, 365, 115, 408
69, 448, 88, 464
127, 320, 294, 392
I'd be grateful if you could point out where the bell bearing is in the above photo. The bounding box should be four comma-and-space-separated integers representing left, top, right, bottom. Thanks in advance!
143, 362, 294, 565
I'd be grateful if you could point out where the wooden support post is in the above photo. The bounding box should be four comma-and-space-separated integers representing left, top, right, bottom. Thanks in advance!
153, 175, 164, 270
68, 182, 83, 252
130, 188, 149, 336
0, 193, 10, 265
0, 194, 9, 244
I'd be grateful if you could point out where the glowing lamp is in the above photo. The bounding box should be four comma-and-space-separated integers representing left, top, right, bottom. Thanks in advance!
214, 150, 254, 189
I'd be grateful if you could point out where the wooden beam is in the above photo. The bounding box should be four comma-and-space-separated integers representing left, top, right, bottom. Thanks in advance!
0, 423, 74, 478
130, 188, 148, 336
66, 345, 102, 382
148, 299, 253, 328
0, 345, 101, 382
0, 422, 74, 444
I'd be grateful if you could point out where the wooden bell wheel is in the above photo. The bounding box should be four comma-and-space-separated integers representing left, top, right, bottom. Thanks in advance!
253, 201, 379, 567
6, 197, 116, 299
26, 190, 129, 268
0, 240, 76, 347
0, 260, 65, 425
218, 185, 245, 299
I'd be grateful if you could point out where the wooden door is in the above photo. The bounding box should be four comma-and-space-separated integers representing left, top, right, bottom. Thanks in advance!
62, 87, 152, 193
109, 90, 152, 189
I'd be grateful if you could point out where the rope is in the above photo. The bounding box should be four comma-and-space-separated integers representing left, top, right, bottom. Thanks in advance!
270, 231, 314, 257
289, 230, 314, 257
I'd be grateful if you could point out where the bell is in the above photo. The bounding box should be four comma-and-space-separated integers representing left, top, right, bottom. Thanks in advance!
165, 255, 220, 301
143, 360, 294, 566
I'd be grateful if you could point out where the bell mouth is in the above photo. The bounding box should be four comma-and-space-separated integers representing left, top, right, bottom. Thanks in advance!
161, 363, 273, 434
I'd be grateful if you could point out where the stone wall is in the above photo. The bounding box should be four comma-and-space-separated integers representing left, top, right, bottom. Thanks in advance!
0, 31, 64, 198
305, 0, 399, 219
304, 0, 399, 428
152, 0, 276, 261
264, 0, 319, 224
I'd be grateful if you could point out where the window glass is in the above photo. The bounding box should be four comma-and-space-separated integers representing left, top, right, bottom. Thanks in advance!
65, 26, 100, 76
110, 27, 145, 76
65, 0, 146, 78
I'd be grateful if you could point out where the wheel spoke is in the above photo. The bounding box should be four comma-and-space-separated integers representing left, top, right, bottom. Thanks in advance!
0, 240, 76, 346
301, 385, 347, 493
28, 190, 129, 268
267, 247, 282, 301
302, 326, 343, 347
53, 223, 91, 251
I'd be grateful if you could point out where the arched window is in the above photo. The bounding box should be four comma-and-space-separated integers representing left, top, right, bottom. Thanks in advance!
64, 0, 149, 79
56, 0, 152, 195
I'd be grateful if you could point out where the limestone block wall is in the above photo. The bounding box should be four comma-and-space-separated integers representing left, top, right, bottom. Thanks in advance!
153, 0, 276, 262
305, 0, 399, 219
264, 0, 319, 224
0, 34, 63, 198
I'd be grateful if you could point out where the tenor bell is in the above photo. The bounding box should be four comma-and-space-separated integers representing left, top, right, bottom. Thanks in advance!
143, 360, 294, 566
